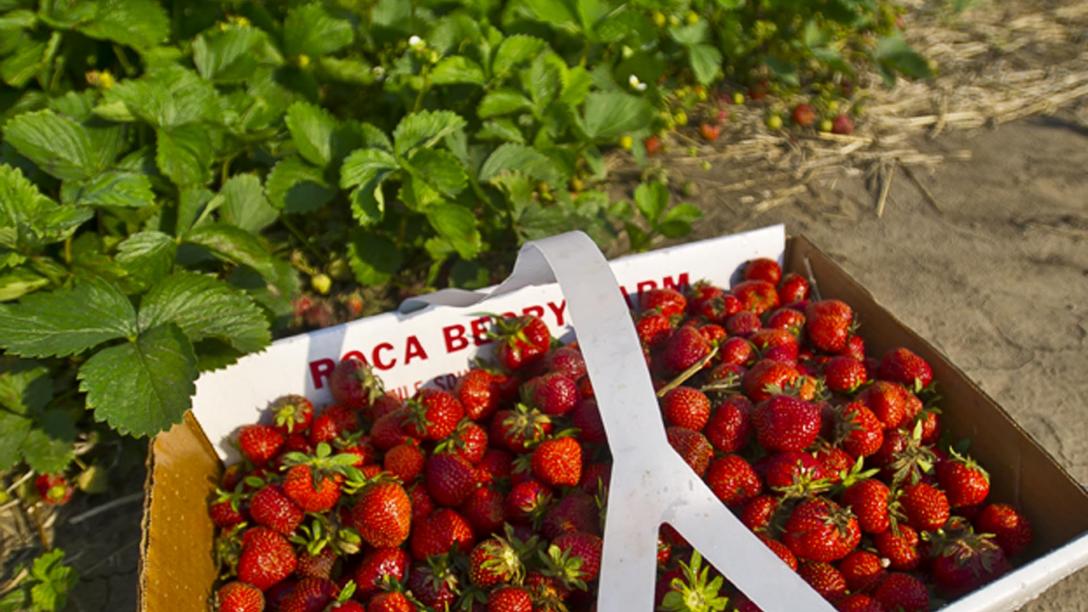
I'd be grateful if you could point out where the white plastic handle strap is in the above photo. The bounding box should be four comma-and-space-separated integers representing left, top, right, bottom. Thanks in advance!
400, 232, 833, 612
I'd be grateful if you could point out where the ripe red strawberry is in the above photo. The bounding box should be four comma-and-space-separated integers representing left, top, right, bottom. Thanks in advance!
238, 425, 285, 466
410, 507, 475, 559
704, 395, 752, 453
745, 258, 783, 285
752, 395, 821, 452
523, 372, 579, 416
718, 336, 753, 367
370, 408, 410, 450
824, 356, 867, 393
661, 386, 711, 431
792, 103, 816, 127
835, 594, 883, 612
799, 561, 847, 599
370, 393, 404, 420
249, 485, 303, 535
873, 572, 929, 611
974, 503, 1032, 557
469, 535, 524, 587
409, 559, 462, 608
491, 406, 552, 452
425, 452, 478, 507
838, 550, 887, 592
732, 280, 780, 315
354, 547, 410, 597
329, 358, 384, 410
335, 435, 374, 466
350, 481, 412, 547
644, 134, 663, 156
271, 395, 314, 434
765, 308, 806, 332
874, 525, 921, 570
725, 311, 761, 337
831, 114, 855, 135
309, 404, 359, 445
404, 388, 464, 441
570, 398, 606, 445
542, 490, 599, 539
931, 534, 1010, 596
842, 479, 890, 534
531, 436, 583, 487
641, 287, 687, 317
782, 497, 861, 562
739, 496, 776, 533
918, 408, 941, 445
461, 485, 505, 535
706, 454, 762, 506
836, 402, 884, 458
661, 325, 711, 373
805, 300, 853, 353
488, 585, 533, 612
384, 442, 425, 482
504, 479, 552, 523
283, 465, 342, 513
742, 359, 800, 402
759, 535, 798, 570
698, 121, 721, 142
877, 348, 933, 390
900, 481, 950, 531
545, 346, 587, 379
636, 311, 674, 347
551, 531, 603, 582
857, 382, 909, 429
209, 490, 246, 529
687, 283, 740, 322
842, 334, 866, 362
296, 546, 335, 579
493, 315, 552, 371
444, 419, 489, 464
457, 368, 500, 421
749, 328, 800, 363
217, 581, 264, 612
280, 577, 336, 612
758, 450, 826, 489
699, 322, 726, 344
777, 273, 810, 304
238, 527, 297, 590
367, 591, 413, 612
665, 426, 714, 476
936, 451, 990, 508
579, 462, 611, 496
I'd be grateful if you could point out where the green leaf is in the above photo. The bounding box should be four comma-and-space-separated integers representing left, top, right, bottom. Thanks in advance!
266, 158, 336, 214
61, 171, 155, 208
3, 110, 97, 180
340, 148, 398, 189
22, 409, 75, 473
0, 411, 31, 471
426, 203, 481, 259
0, 359, 52, 415
431, 56, 486, 86
658, 203, 702, 238
582, 92, 653, 142
285, 101, 338, 168
0, 165, 91, 249
476, 119, 525, 144
493, 35, 547, 76
1, 36, 46, 88
560, 65, 593, 106
392, 110, 467, 158
155, 125, 214, 187
523, 0, 578, 28
214, 174, 278, 233
634, 181, 668, 223
689, 44, 723, 85
0, 267, 47, 301
478, 89, 533, 119
139, 271, 271, 353
115, 231, 176, 289
283, 3, 354, 58
25, 549, 77, 612
479, 143, 560, 183
346, 231, 402, 285
875, 33, 933, 84
193, 24, 271, 83
109, 65, 219, 128
184, 223, 278, 279
349, 181, 386, 226
525, 54, 562, 109
670, 21, 709, 46
0, 277, 136, 358
405, 149, 467, 197
77, 0, 168, 50
79, 323, 197, 437
318, 56, 375, 84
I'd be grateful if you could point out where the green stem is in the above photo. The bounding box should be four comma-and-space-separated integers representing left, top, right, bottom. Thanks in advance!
282, 216, 326, 264
656, 343, 720, 398
113, 44, 136, 77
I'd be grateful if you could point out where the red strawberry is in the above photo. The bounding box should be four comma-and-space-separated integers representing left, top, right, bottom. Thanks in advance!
309, 404, 359, 445
443, 419, 489, 464
296, 547, 335, 579
542, 491, 599, 539
718, 336, 753, 367
724, 311, 761, 337
523, 373, 579, 416
842, 479, 890, 534
384, 443, 425, 482
271, 395, 314, 434
831, 114, 855, 135
238, 527, 297, 590
545, 346, 587, 379
857, 382, 909, 429
877, 348, 932, 390
765, 308, 806, 332
350, 481, 412, 547
491, 406, 552, 452
688, 284, 740, 322
699, 322, 726, 343
842, 334, 866, 362
749, 328, 800, 363
873, 525, 920, 570
699, 122, 721, 142
824, 356, 867, 394
732, 280, 780, 315
755, 535, 797, 570
493, 315, 552, 371
457, 369, 500, 421
469, 535, 524, 587
918, 408, 941, 445
662, 386, 712, 431
813, 444, 853, 482
931, 534, 1009, 596
410, 507, 474, 559
835, 594, 884, 612
805, 300, 853, 353
706, 454, 762, 506
280, 577, 336, 612
335, 435, 374, 467
799, 561, 847, 599
353, 547, 410, 597
579, 462, 611, 496
570, 398, 606, 445
531, 436, 583, 487
283, 465, 343, 513
758, 450, 826, 489
367, 592, 413, 612
836, 402, 884, 458
661, 325, 711, 373
838, 550, 887, 592
742, 359, 800, 402
745, 258, 783, 285
370, 408, 410, 450
704, 395, 752, 453
936, 451, 989, 508
641, 287, 687, 317
425, 452, 478, 507
791, 103, 816, 127
249, 485, 303, 535
209, 489, 246, 529
551, 531, 603, 582
488, 586, 533, 612
974, 503, 1032, 557
239, 425, 285, 466
461, 485, 506, 535
873, 572, 929, 611
404, 388, 464, 441
665, 427, 714, 476
752, 396, 821, 452
782, 497, 861, 562
217, 581, 264, 612
900, 482, 950, 531
476, 449, 514, 486
644, 134, 663, 156
504, 479, 552, 523
329, 358, 384, 410
777, 273, 810, 304
636, 311, 674, 347
408, 559, 461, 609
33, 472, 73, 506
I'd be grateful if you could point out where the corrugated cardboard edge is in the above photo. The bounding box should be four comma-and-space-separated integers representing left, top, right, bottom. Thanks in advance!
139, 412, 220, 612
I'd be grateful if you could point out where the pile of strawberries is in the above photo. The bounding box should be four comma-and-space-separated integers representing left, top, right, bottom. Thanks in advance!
209, 257, 1032, 612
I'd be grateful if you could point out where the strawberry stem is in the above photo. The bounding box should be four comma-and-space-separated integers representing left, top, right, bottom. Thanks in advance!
657, 344, 720, 398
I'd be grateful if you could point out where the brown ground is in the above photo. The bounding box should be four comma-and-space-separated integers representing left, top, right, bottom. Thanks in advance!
46, 115, 1088, 610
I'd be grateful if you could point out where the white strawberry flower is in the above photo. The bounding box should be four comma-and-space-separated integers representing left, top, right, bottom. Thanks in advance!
408, 35, 425, 49
628, 74, 647, 92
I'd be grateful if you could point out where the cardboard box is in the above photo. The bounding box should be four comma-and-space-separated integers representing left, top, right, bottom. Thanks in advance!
139, 227, 1088, 611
